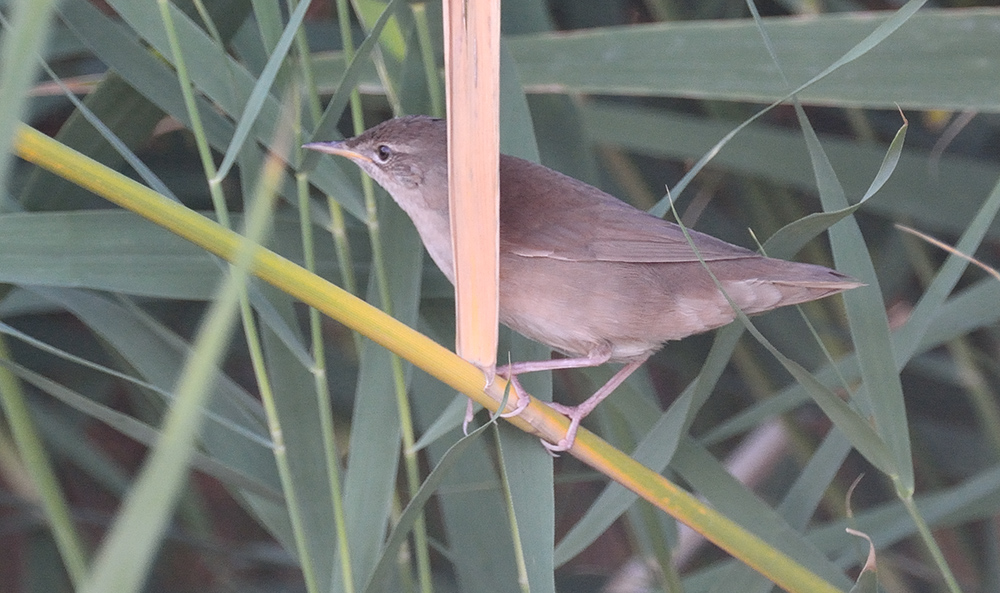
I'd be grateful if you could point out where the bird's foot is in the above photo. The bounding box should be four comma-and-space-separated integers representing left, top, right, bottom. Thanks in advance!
498, 393, 530, 418
497, 372, 530, 418
491, 366, 533, 419
462, 398, 475, 436
462, 371, 532, 436
539, 403, 585, 455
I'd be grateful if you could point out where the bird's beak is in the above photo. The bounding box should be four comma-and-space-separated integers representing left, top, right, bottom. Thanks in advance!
302, 141, 372, 163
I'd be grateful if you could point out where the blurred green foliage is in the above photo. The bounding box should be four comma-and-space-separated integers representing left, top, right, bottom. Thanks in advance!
1, 0, 999, 592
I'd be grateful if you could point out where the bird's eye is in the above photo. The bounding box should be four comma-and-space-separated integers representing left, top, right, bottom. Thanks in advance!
375, 145, 392, 162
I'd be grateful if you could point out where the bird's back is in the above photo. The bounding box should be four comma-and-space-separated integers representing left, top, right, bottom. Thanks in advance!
496, 154, 860, 361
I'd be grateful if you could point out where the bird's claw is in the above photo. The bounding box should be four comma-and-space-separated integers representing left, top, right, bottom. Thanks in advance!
462, 398, 475, 436
462, 372, 531, 435
539, 406, 584, 455
498, 391, 530, 418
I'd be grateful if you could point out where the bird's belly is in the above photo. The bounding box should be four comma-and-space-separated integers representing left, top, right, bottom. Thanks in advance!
498, 305, 662, 361
497, 256, 738, 361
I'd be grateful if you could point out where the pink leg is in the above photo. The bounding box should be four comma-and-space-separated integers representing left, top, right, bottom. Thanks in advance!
462, 368, 534, 435
497, 373, 531, 418
502, 350, 613, 376
462, 398, 475, 436
492, 350, 613, 423
542, 358, 647, 453
492, 349, 648, 453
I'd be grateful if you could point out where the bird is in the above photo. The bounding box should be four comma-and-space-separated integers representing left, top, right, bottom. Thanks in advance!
304, 115, 861, 452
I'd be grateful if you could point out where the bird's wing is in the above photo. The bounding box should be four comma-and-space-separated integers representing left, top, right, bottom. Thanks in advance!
500, 156, 759, 264
507, 210, 759, 263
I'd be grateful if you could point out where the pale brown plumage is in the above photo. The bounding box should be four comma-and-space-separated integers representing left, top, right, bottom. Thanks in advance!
305, 115, 860, 451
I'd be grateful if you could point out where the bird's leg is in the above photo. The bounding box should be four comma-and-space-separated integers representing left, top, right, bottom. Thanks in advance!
497, 373, 531, 418
462, 398, 476, 436
542, 358, 647, 453
499, 350, 613, 376
492, 350, 614, 422
461, 365, 532, 435
494, 349, 647, 452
